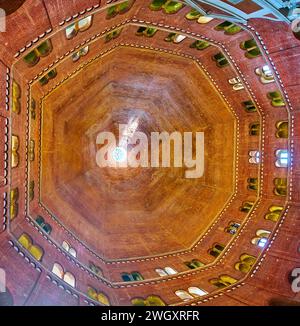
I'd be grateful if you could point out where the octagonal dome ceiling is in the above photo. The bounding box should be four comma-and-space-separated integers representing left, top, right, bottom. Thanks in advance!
39, 46, 235, 259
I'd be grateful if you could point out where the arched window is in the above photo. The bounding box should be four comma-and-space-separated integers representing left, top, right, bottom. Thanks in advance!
18, 233, 32, 249
121, 272, 144, 282
215, 21, 242, 34
249, 150, 260, 164
247, 178, 258, 191
63, 272, 76, 288
265, 205, 283, 222
62, 241, 70, 252
249, 122, 260, 136
29, 139, 35, 161
149, 0, 183, 14
72, 46, 89, 62
121, 273, 132, 282
132, 295, 165, 306
185, 259, 205, 269
212, 52, 229, 68
136, 26, 157, 37
197, 16, 214, 24
106, 0, 134, 19
228, 77, 244, 91
11, 135, 19, 168
97, 292, 110, 306
18, 233, 43, 261
173, 34, 186, 43
39, 69, 57, 86
146, 295, 166, 306
175, 290, 194, 301
10, 188, 19, 220
165, 33, 186, 43
225, 222, 240, 235
87, 287, 110, 305
276, 121, 288, 138
275, 149, 289, 168
208, 243, 225, 257
35, 216, 52, 235
52, 263, 64, 279
240, 201, 254, 213
267, 91, 285, 107
62, 241, 77, 258
29, 180, 34, 201
65, 16, 92, 39
12, 80, 21, 114
155, 268, 168, 277
89, 262, 102, 276
185, 9, 214, 23
242, 100, 257, 112
69, 247, 77, 258
164, 267, 177, 275
251, 229, 271, 248
155, 267, 177, 276
185, 8, 202, 20
235, 254, 257, 273
132, 272, 144, 281
190, 40, 210, 50
35, 215, 45, 226
131, 297, 145, 306
105, 28, 123, 43
274, 178, 287, 196
87, 286, 98, 300
42, 223, 52, 235
188, 287, 208, 297
209, 275, 237, 288
255, 65, 275, 84
23, 40, 52, 66
240, 39, 261, 59
30, 98, 36, 120
29, 245, 43, 261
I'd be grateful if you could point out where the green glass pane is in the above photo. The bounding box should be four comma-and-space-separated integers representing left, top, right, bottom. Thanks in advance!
23, 51, 39, 66
37, 41, 52, 56
149, 0, 167, 11
215, 21, 233, 31
192, 260, 205, 268
132, 298, 146, 306
240, 39, 257, 50
107, 5, 117, 18
132, 272, 144, 281
245, 47, 262, 58
272, 99, 285, 107
224, 24, 242, 35
217, 57, 229, 67
118, 1, 130, 14
146, 296, 165, 306
195, 41, 210, 50
136, 26, 147, 35
39, 76, 48, 86
145, 27, 157, 37
186, 9, 202, 20
165, 32, 176, 42
47, 69, 57, 79
213, 52, 223, 60
163, 1, 184, 14
35, 216, 45, 226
